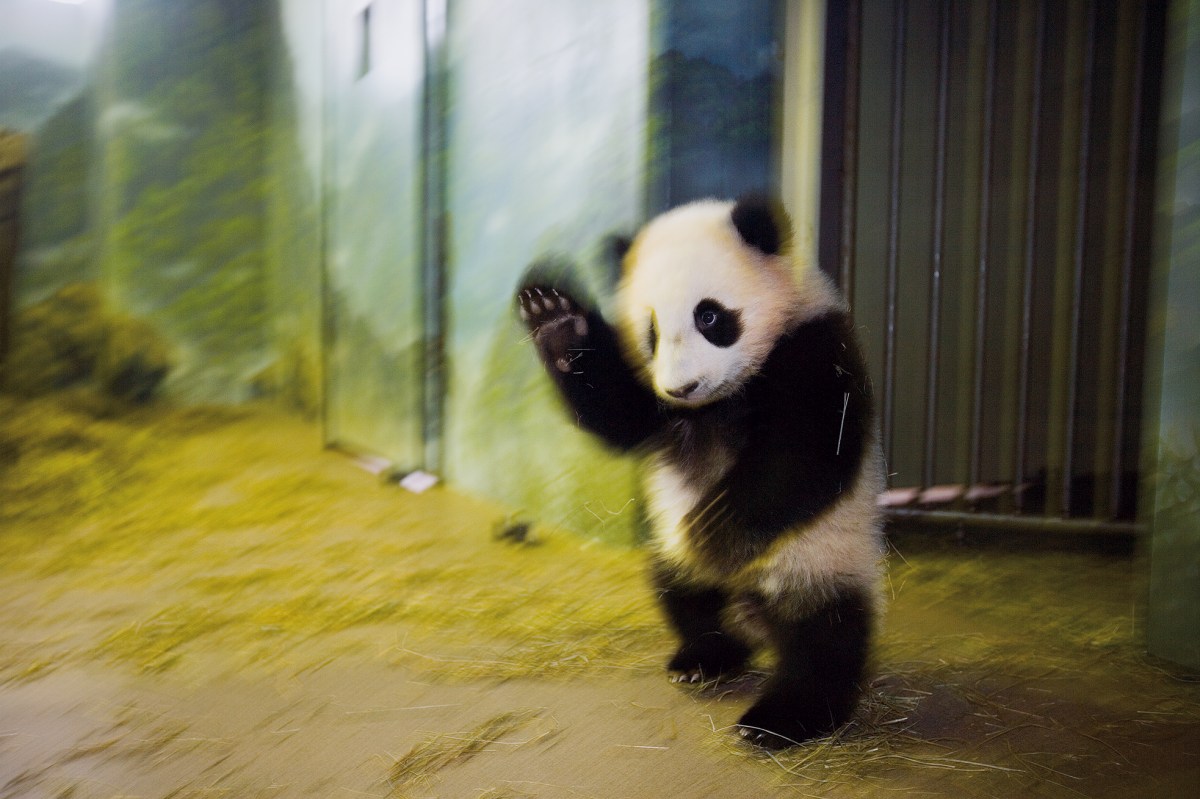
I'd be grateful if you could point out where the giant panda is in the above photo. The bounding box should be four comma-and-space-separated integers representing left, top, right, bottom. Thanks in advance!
515, 196, 885, 748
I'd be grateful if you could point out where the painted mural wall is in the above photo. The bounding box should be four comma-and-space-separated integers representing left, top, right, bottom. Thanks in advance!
649, 0, 781, 211
1, 0, 104, 312
439, 0, 783, 541
3, 0, 274, 403
263, 0, 323, 419
96, 0, 271, 401
1147, 0, 1200, 670
2, 0, 323, 410
1, 0, 780, 543
320, 0, 426, 466
441, 0, 649, 541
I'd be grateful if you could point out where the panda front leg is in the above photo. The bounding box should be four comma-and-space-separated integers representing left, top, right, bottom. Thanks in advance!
651, 559, 751, 684
516, 277, 662, 451
737, 585, 872, 748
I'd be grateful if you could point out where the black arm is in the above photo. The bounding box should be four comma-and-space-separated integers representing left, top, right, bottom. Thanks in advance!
516, 266, 664, 452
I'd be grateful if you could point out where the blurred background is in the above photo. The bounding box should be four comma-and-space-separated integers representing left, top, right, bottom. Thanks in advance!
0, 0, 1196, 671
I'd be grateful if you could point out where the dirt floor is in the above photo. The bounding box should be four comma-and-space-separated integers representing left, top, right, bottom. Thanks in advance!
1, 393, 1198, 798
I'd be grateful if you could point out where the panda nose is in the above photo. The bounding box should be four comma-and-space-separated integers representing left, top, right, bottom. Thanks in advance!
666, 381, 699, 399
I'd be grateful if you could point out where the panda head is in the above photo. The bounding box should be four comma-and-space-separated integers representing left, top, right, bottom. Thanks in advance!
616, 196, 821, 408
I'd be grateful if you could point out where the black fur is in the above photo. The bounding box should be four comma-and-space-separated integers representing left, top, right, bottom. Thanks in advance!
730, 194, 791, 256
603, 233, 633, 285
652, 558, 752, 681
738, 585, 872, 748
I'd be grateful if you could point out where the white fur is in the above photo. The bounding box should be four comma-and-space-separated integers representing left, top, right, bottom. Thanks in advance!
644, 437, 885, 611
617, 200, 843, 407
750, 433, 887, 619
644, 454, 704, 568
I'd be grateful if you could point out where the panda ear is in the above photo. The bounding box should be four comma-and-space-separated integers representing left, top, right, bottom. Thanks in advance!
731, 194, 792, 256
600, 233, 633, 286
605, 233, 633, 268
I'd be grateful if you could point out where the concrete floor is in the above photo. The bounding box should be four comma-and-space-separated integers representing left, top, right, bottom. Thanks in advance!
1, 395, 1198, 798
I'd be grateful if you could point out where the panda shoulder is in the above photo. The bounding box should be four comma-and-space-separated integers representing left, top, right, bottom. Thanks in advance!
787, 262, 850, 328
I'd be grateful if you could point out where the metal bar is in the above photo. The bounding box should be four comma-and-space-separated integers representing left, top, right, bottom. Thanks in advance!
969, 0, 998, 489
886, 507, 1142, 538
420, 0, 449, 474
1062, 0, 1097, 516
882, 0, 906, 470
1111, 0, 1147, 520
317, 0, 335, 446
839, 0, 862, 300
1015, 0, 1047, 512
924, 0, 952, 490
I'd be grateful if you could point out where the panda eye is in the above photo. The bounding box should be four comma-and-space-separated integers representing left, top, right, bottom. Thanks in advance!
647, 312, 659, 356
694, 299, 742, 348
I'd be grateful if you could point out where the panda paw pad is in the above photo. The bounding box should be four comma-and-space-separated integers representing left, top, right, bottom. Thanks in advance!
517, 287, 589, 373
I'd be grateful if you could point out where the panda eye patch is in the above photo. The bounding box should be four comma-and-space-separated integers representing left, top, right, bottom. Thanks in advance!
694, 299, 742, 347
648, 311, 659, 355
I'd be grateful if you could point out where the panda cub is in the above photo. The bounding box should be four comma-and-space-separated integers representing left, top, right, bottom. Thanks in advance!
516, 196, 885, 748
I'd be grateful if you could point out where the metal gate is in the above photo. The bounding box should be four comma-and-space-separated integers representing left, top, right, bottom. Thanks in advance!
820, 0, 1167, 536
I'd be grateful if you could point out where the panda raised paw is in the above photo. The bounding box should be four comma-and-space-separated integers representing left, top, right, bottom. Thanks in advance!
516, 286, 590, 374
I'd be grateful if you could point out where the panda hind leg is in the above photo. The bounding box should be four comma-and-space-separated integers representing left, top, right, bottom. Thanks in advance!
652, 562, 751, 684
737, 585, 872, 749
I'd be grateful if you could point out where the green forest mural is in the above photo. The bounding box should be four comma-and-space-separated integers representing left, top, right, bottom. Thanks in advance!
1, 0, 779, 543
97, 0, 270, 401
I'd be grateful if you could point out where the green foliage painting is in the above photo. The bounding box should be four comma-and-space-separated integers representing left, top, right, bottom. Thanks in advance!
98, 0, 269, 401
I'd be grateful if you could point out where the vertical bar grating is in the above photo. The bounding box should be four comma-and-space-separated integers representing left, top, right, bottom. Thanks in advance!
882, 0, 906, 471
1062, 0, 1097, 516
969, 0, 998, 490
1111, 0, 1147, 519
924, 0, 952, 490
853, 0, 1164, 538
1015, 0, 1047, 511
839, 0, 862, 301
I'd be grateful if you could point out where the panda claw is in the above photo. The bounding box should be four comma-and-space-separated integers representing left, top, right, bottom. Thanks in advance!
668, 668, 706, 685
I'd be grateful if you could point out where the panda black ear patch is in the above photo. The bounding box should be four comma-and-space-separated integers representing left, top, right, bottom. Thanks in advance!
602, 233, 633, 285
606, 233, 633, 263
731, 194, 792, 256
